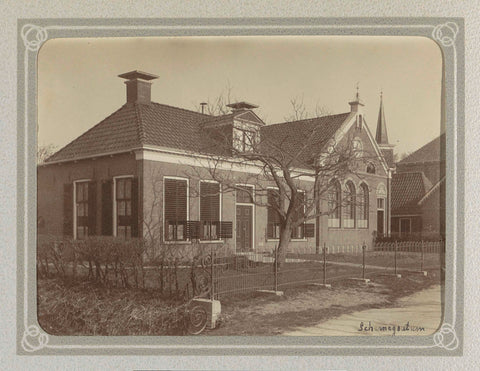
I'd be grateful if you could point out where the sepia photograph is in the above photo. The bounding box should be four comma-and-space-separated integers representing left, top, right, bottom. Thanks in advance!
35, 35, 446, 338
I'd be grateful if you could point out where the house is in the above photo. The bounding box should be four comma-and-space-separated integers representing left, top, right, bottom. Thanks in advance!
37, 70, 393, 255
391, 135, 445, 237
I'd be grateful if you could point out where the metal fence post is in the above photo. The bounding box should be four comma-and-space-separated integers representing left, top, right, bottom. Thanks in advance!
323, 242, 327, 285
421, 240, 424, 272
362, 242, 366, 280
274, 245, 278, 292
210, 245, 215, 301
394, 240, 398, 276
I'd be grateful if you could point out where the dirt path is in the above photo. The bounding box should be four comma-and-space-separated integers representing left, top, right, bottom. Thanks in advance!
282, 284, 442, 336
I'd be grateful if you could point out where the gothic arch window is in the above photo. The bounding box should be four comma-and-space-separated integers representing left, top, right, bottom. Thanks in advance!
366, 162, 376, 174
357, 183, 369, 228
343, 181, 356, 228
328, 180, 341, 228
352, 137, 363, 158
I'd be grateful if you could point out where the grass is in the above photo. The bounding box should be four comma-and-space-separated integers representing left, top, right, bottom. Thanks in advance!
209, 268, 443, 336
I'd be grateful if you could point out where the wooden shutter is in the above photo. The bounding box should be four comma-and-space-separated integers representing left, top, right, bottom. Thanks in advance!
186, 221, 201, 239
101, 180, 113, 236
164, 179, 187, 222
87, 181, 97, 235
131, 177, 139, 237
200, 182, 220, 222
219, 221, 233, 239
267, 189, 280, 239
63, 183, 73, 236
304, 223, 315, 238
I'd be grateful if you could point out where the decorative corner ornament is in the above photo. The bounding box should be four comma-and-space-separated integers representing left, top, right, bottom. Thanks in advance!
432, 22, 458, 47
21, 24, 48, 52
433, 323, 459, 351
21, 325, 49, 352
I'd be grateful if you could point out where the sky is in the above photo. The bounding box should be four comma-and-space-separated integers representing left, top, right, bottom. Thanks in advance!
38, 36, 442, 156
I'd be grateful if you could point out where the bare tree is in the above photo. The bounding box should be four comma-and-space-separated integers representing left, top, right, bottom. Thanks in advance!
188, 117, 375, 267
37, 143, 57, 164
283, 94, 332, 122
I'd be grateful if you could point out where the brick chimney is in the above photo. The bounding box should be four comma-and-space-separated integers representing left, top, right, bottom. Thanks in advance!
118, 70, 159, 104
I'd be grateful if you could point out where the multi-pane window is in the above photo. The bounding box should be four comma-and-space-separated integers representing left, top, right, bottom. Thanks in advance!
291, 191, 305, 239
76, 181, 89, 239
164, 178, 188, 241
357, 183, 369, 228
267, 189, 281, 239
116, 177, 132, 238
328, 181, 341, 228
200, 181, 221, 240
366, 163, 376, 174
233, 128, 256, 152
343, 181, 355, 228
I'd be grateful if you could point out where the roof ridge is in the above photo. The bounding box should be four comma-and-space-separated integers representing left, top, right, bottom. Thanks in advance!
46, 104, 130, 162
267, 112, 350, 128
150, 101, 213, 118
399, 133, 445, 164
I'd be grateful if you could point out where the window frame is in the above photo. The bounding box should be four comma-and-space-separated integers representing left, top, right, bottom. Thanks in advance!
163, 176, 190, 243
113, 175, 134, 239
266, 187, 282, 241
291, 190, 307, 240
343, 181, 356, 229
328, 180, 341, 228
73, 179, 91, 240
199, 180, 223, 242
357, 182, 369, 229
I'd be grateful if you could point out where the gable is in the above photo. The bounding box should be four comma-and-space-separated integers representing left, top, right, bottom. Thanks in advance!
234, 110, 265, 126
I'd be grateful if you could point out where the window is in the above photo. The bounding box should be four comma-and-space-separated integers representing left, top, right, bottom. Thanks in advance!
357, 183, 369, 228
164, 178, 188, 241
233, 128, 256, 152
267, 189, 281, 239
377, 197, 386, 236
366, 163, 376, 174
200, 181, 221, 240
236, 185, 254, 203
75, 181, 90, 239
291, 191, 306, 239
115, 177, 132, 238
328, 181, 341, 228
343, 181, 355, 228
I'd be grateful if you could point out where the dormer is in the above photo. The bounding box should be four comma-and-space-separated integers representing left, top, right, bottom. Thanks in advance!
228, 102, 263, 152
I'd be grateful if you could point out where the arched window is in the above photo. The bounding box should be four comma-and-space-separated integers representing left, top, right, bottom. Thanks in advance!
366, 163, 376, 174
376, 183, 387, 237
328, 181, 341, 228
343, 181, 355, 228
357, 183, 369, 228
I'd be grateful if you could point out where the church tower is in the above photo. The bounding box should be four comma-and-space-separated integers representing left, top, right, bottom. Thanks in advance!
375, 92, 395, 168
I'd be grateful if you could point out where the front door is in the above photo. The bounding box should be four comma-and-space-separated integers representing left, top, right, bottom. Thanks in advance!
377, 210, 385, 237
236, 205, 252, 252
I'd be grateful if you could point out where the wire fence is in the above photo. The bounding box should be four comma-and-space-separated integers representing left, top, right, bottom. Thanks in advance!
207, 240, 445, 299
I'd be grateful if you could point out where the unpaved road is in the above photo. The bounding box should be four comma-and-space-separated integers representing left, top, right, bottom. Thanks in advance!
283, 284, 442, 336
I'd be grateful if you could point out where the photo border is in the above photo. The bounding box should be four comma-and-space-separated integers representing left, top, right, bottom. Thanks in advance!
17, 17, 464, 356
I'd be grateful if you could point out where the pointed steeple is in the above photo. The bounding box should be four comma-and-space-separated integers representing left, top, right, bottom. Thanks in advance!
375, 91, 389, 144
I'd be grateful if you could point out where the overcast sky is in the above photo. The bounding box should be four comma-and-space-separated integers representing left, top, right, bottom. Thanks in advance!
38, 36, 442, 156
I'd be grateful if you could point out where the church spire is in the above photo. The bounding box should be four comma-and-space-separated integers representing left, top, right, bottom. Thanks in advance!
375, 91, 389, 144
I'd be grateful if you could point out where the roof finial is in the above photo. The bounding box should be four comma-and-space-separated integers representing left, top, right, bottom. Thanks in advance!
356, 82, 360, 100
380, 89, 383, 101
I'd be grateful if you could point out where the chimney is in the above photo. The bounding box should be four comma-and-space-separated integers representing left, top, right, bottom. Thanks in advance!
118, 70, 159, 104
226, 101, 259, 113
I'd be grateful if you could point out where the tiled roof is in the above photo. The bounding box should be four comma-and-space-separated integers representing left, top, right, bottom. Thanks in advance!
46, 102, 212, 162
47, 104, 143, 162
260, 113, 351, 166
45, 102, 351, 166
391, 172, 433, 215
399, 134, 445, 164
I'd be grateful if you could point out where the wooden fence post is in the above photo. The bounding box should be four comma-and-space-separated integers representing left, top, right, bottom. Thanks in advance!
394, 240, 398, 276
323, 242, 327, 286
274, 245, 278, 292
362, 242, 366, 280
421, 240, 424, 272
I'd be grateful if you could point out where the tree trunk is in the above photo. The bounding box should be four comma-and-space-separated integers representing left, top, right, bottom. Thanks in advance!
276, 223, 293, 269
